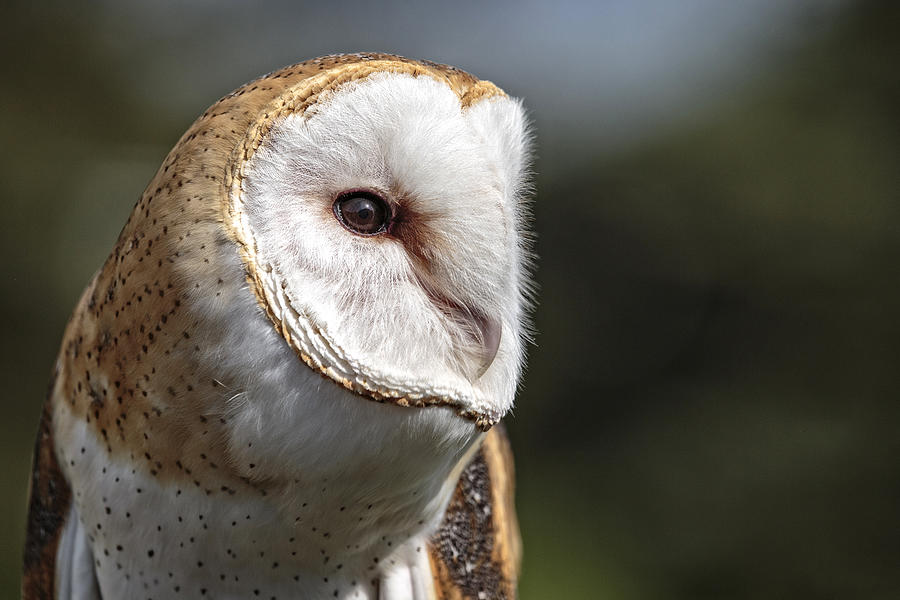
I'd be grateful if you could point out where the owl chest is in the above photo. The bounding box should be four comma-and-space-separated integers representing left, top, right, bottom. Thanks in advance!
58, 410, 448, 600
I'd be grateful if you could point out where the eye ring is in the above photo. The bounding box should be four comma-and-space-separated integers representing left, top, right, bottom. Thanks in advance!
332, 190, 392, 236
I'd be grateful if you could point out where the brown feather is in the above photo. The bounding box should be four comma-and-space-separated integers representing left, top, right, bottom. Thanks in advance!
23, 372, 72, 600
429, 425, 522, 599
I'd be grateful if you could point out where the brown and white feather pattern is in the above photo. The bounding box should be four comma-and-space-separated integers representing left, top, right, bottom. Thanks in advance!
23, 53, 530, 600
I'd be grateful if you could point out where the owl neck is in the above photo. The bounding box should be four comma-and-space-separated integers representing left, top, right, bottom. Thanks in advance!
214, 296, 484, 557
200, 285, 484, 591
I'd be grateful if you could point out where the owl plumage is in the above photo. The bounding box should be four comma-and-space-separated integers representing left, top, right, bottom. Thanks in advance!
23, 54, 531, 600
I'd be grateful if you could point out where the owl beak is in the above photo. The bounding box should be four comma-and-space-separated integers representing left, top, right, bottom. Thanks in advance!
417, 274, 501, 380
472, 312, 501, 380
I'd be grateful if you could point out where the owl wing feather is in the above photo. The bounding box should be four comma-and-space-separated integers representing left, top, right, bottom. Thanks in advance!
429, 424, 522, 600
23, 393, 101, 600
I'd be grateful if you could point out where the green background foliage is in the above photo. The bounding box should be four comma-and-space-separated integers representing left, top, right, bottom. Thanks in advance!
2, 2, 897, 598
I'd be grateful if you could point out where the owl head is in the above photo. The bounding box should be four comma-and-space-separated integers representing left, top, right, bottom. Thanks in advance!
222, 55, 533, 431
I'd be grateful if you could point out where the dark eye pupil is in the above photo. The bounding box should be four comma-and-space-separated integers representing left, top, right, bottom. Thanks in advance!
334, 193, 389, 235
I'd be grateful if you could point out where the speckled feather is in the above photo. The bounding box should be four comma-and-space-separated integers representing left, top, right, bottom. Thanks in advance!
23, 53, 526, 600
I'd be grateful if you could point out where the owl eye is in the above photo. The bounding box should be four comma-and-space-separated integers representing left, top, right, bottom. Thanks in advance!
333, 191, 391, 236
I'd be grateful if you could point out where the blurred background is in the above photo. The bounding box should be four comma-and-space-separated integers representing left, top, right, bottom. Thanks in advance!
2, 1, 897, 597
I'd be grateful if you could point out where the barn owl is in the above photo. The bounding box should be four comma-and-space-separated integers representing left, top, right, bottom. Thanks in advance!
23, 53, 531, 600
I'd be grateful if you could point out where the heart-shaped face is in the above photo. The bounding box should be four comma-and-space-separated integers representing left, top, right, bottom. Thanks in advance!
233, 68, 533, 429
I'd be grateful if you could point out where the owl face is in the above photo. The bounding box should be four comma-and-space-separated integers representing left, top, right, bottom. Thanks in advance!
233, 70, 531, 427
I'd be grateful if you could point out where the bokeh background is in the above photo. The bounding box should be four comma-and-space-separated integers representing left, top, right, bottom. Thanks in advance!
2, 1, 897, 598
